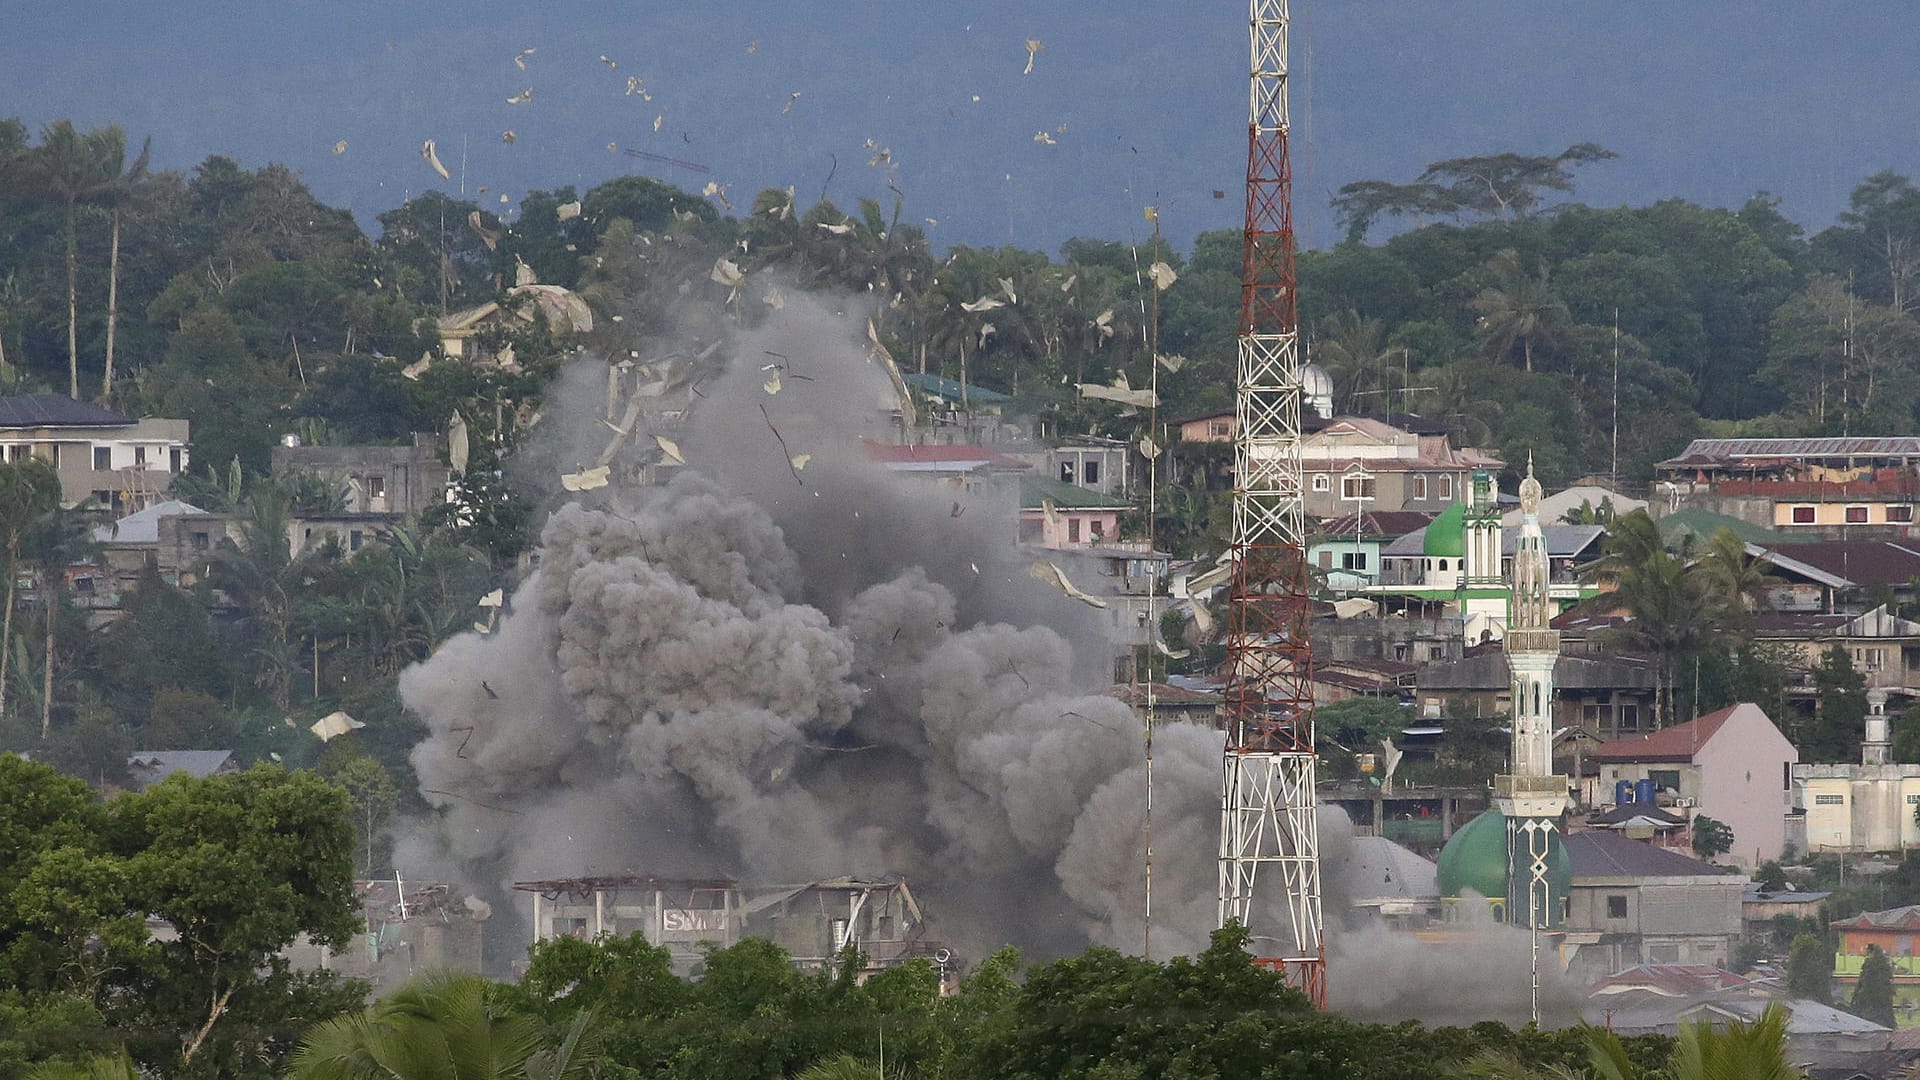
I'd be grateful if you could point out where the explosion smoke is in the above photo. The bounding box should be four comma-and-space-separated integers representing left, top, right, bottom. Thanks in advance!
398, 290, 1570, 1023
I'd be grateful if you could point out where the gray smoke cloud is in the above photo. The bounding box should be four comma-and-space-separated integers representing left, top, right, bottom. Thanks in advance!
397, 289, 1562, 1023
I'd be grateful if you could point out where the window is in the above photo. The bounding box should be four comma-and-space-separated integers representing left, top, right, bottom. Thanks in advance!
1606, 896, 1628, 919
168, 448, 181, 472
349, 529, 365, 552
134, 445, 147, 466
1649, 769, 1680, 792
1815, 794, 1845, 805
1317, 550, 1333, 569
1845, 505, 1870, 524
1905, 794, 1920, 805
1392, 643, 1410, 661
1341, 474, 1376, 500
47, 445, 59, 467
1208, 420, 1231, 439
1428, 645, 1445, 661
1619, 704, 1640, 731
4, 445, 22, 462
1436, 559, 1448, 571
1437, 474, 1454, 499
1067, 518, 1081, 543
1089, 520, 1105, 541
1311, 474, 1331, 492
92, 446, 110, 470
1791, 505, 1816, 524
1858, 647, 1886, 671
368, 475, 386, 499
1647, 944, 1680, 963
1083, 460, 1100, 485
1059, 462, 1076, 483
1341, 551, 1368, 571
190, 531, 210, 551
1411, 475, 1428, 500
1891, 505, 1916, 523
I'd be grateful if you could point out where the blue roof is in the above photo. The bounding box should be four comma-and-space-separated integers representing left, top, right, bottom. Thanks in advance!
901, 372, 1011, 405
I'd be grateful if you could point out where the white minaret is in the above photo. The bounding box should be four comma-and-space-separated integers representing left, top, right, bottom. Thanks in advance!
1495, 455, 1566, 1023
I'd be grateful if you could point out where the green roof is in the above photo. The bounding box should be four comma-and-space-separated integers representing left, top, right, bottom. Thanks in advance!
1019, 475, 1134, 512
1435, 809, 1571, 926
901, 372, 1012, 405
1423, 502, 1466, 558
1655, 507, 1805, 546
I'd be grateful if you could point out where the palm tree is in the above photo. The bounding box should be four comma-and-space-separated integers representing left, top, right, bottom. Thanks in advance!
1584, 1002, 1803, 1080
291, 972, 604, 1080
0, 459, 59, 723
208, 485, 309, 710
1695, 527, 1779, 616
97, 136, 150, 402
23, 498, 96, 739
27, 121, 128, 399
24, 1049, 140, 1080
1470, 249, 1569, 373
1599, 543, 1725, 729
1314, 309, 1392, 412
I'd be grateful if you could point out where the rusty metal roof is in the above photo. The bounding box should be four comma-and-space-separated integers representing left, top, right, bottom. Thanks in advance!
1660, 437, 1920, 466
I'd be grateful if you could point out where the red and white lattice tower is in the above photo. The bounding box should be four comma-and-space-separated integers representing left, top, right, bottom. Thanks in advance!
1218, 0, 1324, 1006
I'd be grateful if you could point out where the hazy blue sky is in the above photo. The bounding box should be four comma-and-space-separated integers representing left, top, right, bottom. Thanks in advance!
5, 2, 1916, 253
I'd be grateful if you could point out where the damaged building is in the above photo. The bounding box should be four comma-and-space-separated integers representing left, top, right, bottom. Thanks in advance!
284, 879, 489, 995
514, 874, 949, 983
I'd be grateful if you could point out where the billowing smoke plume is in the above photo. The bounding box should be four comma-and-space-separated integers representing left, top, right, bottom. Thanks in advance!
398, 290, 1566, 1023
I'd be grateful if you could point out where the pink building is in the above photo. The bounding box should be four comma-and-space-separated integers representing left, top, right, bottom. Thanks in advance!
1017, 476, 1132, 549
1589, 703, 1799, 869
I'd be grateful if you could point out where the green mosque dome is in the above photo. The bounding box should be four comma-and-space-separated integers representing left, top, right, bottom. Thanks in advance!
1433, 809, 1572, 926
1422, 501, 1466, 559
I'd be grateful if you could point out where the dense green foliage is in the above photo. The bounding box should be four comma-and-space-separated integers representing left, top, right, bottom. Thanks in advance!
1849, 946, 1896, 1028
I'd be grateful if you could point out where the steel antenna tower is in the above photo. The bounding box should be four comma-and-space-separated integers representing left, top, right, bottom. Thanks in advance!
1218, 0, 1324, 1007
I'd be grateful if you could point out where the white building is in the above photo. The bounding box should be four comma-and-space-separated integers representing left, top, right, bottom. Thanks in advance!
0, 394, 188, 511
1794, 690, 1920, 854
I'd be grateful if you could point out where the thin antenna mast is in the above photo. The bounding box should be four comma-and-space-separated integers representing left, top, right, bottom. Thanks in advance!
1611, 309, 1620, 489
1219, 0, 1324, 1006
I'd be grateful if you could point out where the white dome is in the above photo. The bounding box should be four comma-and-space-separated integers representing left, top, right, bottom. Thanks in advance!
1300, 363, 1334, 397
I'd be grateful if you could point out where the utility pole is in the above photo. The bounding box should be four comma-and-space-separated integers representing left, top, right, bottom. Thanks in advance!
1219, 0, 1325, 1008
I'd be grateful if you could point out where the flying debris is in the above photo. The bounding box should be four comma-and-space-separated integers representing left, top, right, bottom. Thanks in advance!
625, 76, 650, 99
817, 221, 854, 235
1030, 559, 1107, 608
481, 681, 499, 699
788, 453, 812, 471
1057, 123, 1070, 135
607, 142, 619, 153
1033, 132, 1056, 145
1154, 638, 1191, 660
556, 200, 581, 221
762, 371, 782, 395
701, 180, 733, 209
448, 412, 470, 476
653, 435, 685, 464
1156, 352, 1186, 373
1149, 261, 1178, 291
959, 296, 1004, 313
1078, 371, 1157, 408
1061, 273, 1077, 292
331, 140, 348, 155
502, 130, 517, 144
782, 91, 801, 115
599, 54, 617, 69
513, 47, 536, 70
467, 211, 501, 251
1041, 499, 1061, 528
506, 88, 532, 104
653, 111, 665, 132
561, 465, 611, 491
746, 39, 759, 53
311, 711, 365, 742
401, 353, 431, 380
711, 257, 745, 301
500, 194, 510, 204
421, 139, 450, 180
998, 277, 1018, 304
478, 589, 504, 608
1092, 307, 1115, 341
1023, 38, 1044, 75
924, 217, 938, 228
977, 323, 996, 349
764, 287, 785, 310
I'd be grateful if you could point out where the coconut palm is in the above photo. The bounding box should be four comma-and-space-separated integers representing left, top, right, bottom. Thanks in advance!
1470, 249, 1569, 373
1694, 526, 1780, 615
24, 1048, 140, 1080
22, 497, 97, 738
27, 121, 130, 399
0, 458, 59, 722
290, 972, 605, 1080
97, 136, 150, 401
1584, 1002, 1803, 1080
1313, 309, 1393, 411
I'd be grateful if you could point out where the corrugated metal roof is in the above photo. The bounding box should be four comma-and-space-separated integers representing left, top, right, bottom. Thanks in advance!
1661, 437, 1920, 464
0, 394, 134, 428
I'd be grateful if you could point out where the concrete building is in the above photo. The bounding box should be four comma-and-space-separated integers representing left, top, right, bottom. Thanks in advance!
271, 436, 451, 518
1017, 476, 1132, 549
436, 277, 593, 365
1829, 906, 1920, 1021
1300, 415, 1503, 518
0, 394, 189, 512
1332, 835, 1440, 929
1559, 831, 1745, 984
1588, 703, 1799, 868
1655, 436, 1920, 538
1795, 689, 1920, 854
1415, 649, 1657, 744
860, 438, 1031, 493
1308, 510, 1434, 593
285, 879, 488, 996
1753, 607, 1920, 705
516, 876, 742, 972
1750, 541, 1920, 615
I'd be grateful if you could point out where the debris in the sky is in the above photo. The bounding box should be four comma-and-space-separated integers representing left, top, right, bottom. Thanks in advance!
421, 139, 450, 180
1139, 437, 1158, 459
1061, 273, 1077, 292
817, 221, 854, 235
867, 147, 893, 169
331, 140, 348, 155
710, 258, 746, 295
1023, 38, 1044, 75
653, 111, 665, 132
506, 88, 532, 104
1154, 638, 1191, 660
764, 287, 786, 310
1041, 499, 1061, 527
960, 296, 1004, 313
1093, 307, 1115, 341
1149, 261, 1178, 291
481, 681, 498, 700
1144, 205, 1159, 222
924, 217, 938, 227
762, 371, 782, 395
607, 142, 619, 153
775, 185, 796, 220
789, 453, 812, 471
625, 76, 650, 99
467, 211, 501, 251
998, 277, 1018, 304
654, 435, 685, 464
513, 48, 536, 70
311, 711, 365, 742
758, 404, 805, 486
746, 39, 759, 53
556, 200, 581, 221
701, 181, 733, 210
782, 92, 801, 115
971, 94, 981, 102
448, 412, 469, 476
977, 323, 996, 349
1078, 371, 1157, 408
502, 130, 517, 144
401, 353, 430, 380
560, 465, 610, 491
1033, 131, 1056, 145
1057, 123, 1069, 135
1156, 352, 1186, 373
500, 194, 510, 204
970, 562, 980, 574
599, 54, 617, 69
478, 589, 504, 608
1213, 189, 1227, 199
1030, 559, 1107, 608
951, 501, 964, 518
